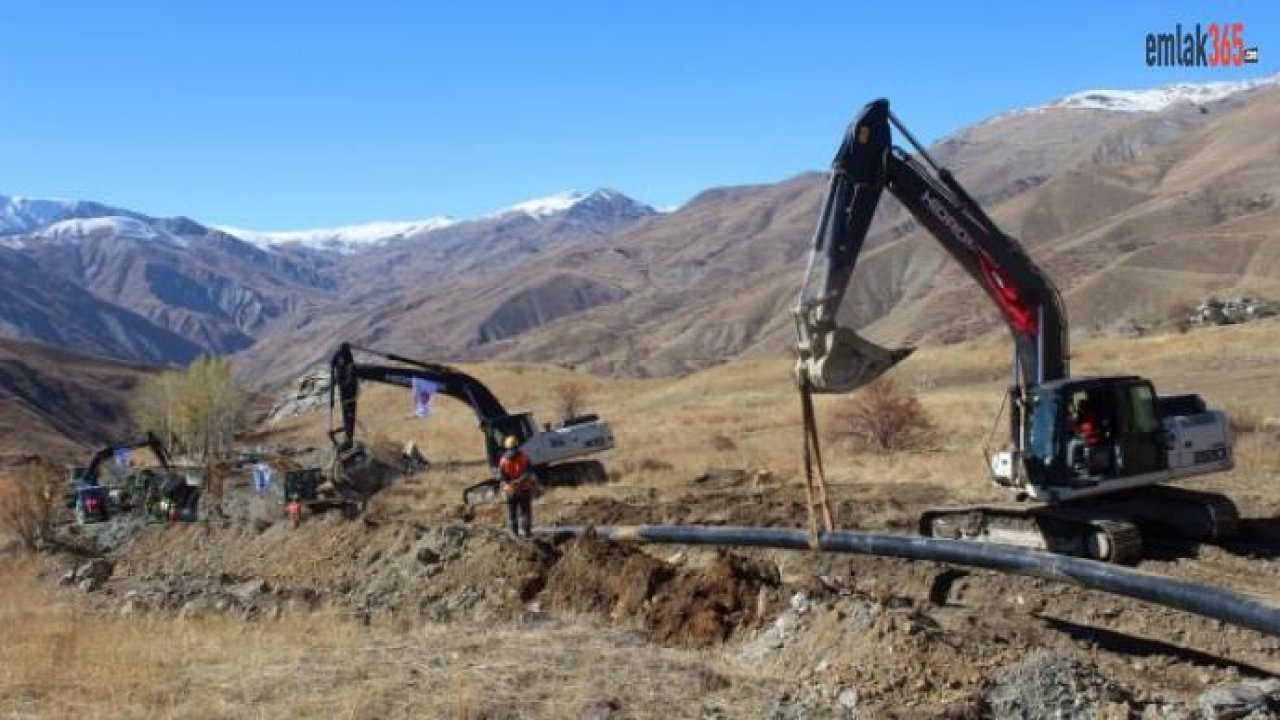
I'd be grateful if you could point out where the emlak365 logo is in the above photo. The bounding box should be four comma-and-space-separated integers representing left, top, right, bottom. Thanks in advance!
1145, 23, 1259, 67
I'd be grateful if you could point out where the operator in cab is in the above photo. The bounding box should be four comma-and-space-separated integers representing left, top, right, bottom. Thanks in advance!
498, 436, 537, 538
1068, 396, 1105, 476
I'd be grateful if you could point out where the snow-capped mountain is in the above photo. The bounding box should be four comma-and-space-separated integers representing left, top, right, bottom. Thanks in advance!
9, 71, 1275, 375
14, 216, 177, 247
215, 188, 655, 253
0, 186, 657, 366
216, 217, 457, 254
0, 195, 146, 235
490, 188, 657, 220
1036, 72, 1280, 114
494, 190, 591, 218
0, 196, 80, 234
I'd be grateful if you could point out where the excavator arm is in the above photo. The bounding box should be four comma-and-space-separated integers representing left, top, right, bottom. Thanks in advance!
79, 431, 172, 484
328, 342, 510, 452
795, 99, 1068, 394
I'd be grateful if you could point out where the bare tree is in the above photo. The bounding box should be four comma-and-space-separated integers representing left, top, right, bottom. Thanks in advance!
131, 355, 246, 461
1165, 299, 1193, 334
129, 371, 184, 454
0, 462, 61, 551
828, 379, 936, 456
553, 381, 587, 420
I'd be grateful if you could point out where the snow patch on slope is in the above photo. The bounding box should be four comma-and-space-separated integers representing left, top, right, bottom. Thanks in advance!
493, 190, 590, 218
487, 189, 644, 219
217, 217, 457, 252
1039, 73, 1280, 114
0, 195, 84, 234
16, 216, 185, 247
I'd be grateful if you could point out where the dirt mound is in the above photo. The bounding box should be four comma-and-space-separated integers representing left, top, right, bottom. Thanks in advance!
103, 517, 557, 622
541, 531, 672, 619
411, 524, 555, 621
649, 550, 781, 648
102, 516, 790, 649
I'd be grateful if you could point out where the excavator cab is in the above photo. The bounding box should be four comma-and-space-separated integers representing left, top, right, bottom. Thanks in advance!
481, 413, 537, 467
1015, 376, 1170, 493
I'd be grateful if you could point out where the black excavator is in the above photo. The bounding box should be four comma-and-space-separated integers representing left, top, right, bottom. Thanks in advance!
312, 343, 614, 512
793, 99, 1236, 564
65, 432, 198, 523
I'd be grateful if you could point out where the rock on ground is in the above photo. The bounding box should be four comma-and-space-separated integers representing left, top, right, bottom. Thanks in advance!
984, 651, 1132, 719
1200, 679, 1280, 720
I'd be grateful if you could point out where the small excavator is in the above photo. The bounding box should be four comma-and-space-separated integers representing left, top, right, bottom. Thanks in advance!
292, 343, 614, 517
793, 99, 1236, 564
65, 432, 199, 523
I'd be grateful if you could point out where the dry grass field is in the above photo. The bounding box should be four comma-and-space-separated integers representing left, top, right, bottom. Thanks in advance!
0, 556, 786, 719
4, 319, 1280, 718
262, 316, 1280, 519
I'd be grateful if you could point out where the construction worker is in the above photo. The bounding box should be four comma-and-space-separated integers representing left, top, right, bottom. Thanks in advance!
498, 436, 536, 538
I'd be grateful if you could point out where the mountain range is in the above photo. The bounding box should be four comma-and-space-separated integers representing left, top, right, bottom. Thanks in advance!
2, 74, 1278, 389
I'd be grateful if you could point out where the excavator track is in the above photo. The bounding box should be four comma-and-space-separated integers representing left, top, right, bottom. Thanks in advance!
538, 460, 609, 488
1083, 486, 1240, 544
920, 504, 1144, 565
1085, 519, 1145, 566
920, 485, 1241, 564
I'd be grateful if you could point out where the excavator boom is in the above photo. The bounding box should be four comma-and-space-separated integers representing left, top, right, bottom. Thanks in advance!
329, 342, 509, 454
78, 431, 172, 485
795, 99, 1067, 393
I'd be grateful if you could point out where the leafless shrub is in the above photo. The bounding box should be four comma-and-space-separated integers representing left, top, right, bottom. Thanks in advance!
554, 381, 587, 420
625, 458, 675, 475
1227, 405, 1266, 435
0, 462, 61, 551
1166, 299, 1193, 334
828, 379, 937, 455
709, 433, 737, 452
639, 458, 674, 473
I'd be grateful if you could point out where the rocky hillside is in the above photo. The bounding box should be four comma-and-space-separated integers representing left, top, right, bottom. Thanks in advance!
237, 77, 1280, 384
0, 189, 655, 368
0, 337, 153, 460
3, 75, 1277, 386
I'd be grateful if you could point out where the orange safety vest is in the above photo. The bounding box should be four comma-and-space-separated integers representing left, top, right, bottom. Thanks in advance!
499, 450, 534, 495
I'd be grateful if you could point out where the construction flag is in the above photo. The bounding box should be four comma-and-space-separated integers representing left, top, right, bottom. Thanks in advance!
412, 377, 441, 418
252, 463, 273, 493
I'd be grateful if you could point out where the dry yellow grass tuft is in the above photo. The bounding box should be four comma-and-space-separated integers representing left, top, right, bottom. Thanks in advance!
0, 557, 778, 719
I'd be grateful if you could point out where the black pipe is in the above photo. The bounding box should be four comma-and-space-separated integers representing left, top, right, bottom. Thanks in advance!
536, 524, 1280, 639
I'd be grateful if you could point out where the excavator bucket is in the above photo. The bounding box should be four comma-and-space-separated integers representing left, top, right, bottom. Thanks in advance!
462, 478, 502, 506
799, 326, 914, 393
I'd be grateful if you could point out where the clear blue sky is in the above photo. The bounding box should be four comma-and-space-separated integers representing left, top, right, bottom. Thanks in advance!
1, 1, 1276, 230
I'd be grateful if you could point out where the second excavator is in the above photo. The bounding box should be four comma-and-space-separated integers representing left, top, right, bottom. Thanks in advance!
318, 343, 615, 511
793, 99, 1236, 564
65, 432, 199, 523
